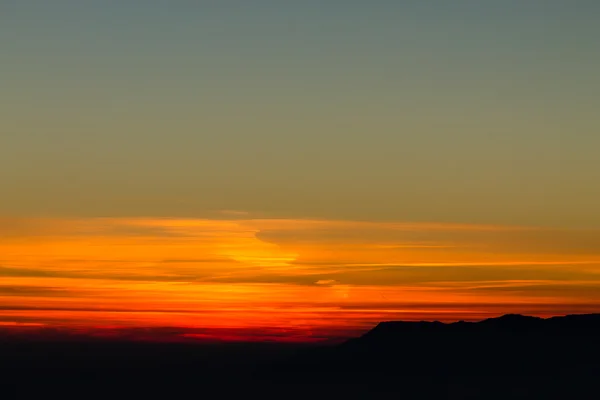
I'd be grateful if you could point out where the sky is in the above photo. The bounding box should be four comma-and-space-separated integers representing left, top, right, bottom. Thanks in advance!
1, 1, 600, 342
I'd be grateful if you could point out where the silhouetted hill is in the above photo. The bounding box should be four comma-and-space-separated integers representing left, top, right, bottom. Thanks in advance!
352, 313, 600, 345
317, 313, 600, 367
271, 314, 600, 398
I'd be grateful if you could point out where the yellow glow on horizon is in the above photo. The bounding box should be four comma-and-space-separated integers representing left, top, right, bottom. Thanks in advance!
1, 217, 600, 340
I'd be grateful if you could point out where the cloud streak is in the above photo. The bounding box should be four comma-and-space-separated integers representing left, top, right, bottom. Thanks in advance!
1, 217, 599, 339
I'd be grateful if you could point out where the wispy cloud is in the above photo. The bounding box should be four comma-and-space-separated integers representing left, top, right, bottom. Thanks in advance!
1, 217, 599, 339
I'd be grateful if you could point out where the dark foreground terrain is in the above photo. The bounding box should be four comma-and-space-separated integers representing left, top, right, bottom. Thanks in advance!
2, 314, 600, 399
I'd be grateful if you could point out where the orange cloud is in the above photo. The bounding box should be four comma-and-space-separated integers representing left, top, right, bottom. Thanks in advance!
1, 217, 599, 341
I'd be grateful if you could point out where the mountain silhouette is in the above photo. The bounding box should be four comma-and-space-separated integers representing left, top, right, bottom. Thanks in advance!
311, 313, 600, 367
270, 314, 600, 398
352, 313, 600, 344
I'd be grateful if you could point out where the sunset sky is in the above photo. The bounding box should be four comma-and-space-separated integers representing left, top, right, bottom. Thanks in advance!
2, 1, 600, 342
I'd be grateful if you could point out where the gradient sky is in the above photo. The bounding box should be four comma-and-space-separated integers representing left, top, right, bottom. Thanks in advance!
1, 1, 600, 341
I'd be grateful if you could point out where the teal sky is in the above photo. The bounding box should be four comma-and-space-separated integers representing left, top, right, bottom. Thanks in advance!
2, 1, 599, 227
